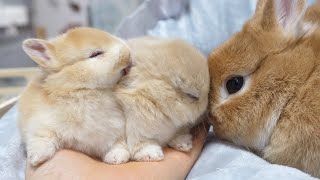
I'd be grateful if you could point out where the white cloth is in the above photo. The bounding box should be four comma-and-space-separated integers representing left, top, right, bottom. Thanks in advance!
187, 134, 317, 180
148, 0, 257, 55
0, 106, 25, 180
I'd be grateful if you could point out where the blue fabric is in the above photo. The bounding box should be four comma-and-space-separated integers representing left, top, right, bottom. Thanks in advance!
149, 0, 316, 56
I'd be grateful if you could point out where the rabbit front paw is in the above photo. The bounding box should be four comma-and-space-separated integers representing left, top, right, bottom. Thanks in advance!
104, 146, 130, 165
133, 144, 164, 162
168, 133, 193, 152
27, 140, 57, 167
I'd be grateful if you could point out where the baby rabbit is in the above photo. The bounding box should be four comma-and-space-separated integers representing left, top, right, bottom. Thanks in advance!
115, 37, 209, 161
18, 27, 131, 166
208, 0, 320, 177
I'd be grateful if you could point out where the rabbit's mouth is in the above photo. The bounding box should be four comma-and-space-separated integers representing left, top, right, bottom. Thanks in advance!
121, 63, 132, 76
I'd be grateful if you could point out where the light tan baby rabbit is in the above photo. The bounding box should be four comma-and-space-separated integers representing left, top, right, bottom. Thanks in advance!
208, 0, 320, 177
18, 27, 132, 166
115, 37, 209, 161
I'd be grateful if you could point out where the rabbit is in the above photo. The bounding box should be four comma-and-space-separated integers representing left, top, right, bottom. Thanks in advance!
18, 27, 132, 166
208, 0, 320, 177
114, 37, 209, 161
305, 0, 320, 23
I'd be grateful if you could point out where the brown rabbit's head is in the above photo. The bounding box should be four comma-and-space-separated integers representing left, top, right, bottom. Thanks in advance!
208, 0, 319, 151
22, 27, 131, 90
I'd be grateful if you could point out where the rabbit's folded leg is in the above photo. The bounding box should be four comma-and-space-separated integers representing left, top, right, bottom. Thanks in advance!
264, 126, 320, 177
104, 139, 130, 165
131, 142, 164, 162
26, 128, 59, 167
168, 127, 193, 152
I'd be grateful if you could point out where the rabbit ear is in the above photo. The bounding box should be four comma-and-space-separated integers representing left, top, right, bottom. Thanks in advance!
22, 39, 56, 68
254, 0, 268, 16
257, 0, 314, 38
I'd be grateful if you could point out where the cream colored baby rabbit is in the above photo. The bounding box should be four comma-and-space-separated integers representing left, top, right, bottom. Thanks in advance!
208, 0, 320, 177
18, 27, 132, 166
115, 37, 209, 161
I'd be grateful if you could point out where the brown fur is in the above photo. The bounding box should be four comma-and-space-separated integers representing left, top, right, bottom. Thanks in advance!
208, 0, 320, 177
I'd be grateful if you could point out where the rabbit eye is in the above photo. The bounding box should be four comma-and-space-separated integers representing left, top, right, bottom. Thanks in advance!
225, 76, 244, 95
89, 50, 104, 58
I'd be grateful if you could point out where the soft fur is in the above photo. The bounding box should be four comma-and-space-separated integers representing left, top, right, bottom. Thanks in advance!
115, 37, 209, 161
208, 0, 320, 177
18, 27, 131, 166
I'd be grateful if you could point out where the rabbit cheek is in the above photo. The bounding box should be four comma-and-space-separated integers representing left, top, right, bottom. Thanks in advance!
209, 105, 243, 143
212, 112, 257, 148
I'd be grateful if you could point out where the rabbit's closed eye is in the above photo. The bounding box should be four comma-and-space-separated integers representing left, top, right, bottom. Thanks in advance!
186, 93, 199, 101
89, 50, 104, 58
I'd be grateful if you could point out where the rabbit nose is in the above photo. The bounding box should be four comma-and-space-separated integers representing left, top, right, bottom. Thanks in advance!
121, 58, 133, 76
119, 45, 131, 63
128, 54, 133, 65
123, 63, 132, 76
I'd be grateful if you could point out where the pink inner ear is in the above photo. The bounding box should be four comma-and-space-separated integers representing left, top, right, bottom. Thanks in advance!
29, 42, 50, 61
280, 0, 292, 27
30, 43, 46, 53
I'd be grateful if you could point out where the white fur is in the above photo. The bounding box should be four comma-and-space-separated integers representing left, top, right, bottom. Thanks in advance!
300, 22, 319, 37
104, 143, 130, 164
133, 144, 164, 161
253, 102, 285, 151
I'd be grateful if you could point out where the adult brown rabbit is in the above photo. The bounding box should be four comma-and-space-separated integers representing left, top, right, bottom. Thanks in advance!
208, 0, 320, 177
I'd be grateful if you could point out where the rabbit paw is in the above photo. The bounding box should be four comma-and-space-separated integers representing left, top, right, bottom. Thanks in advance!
27, 141, 57, 167
133, 144, 164, 162
168, 134, 193, 152
104, 147, 130, 165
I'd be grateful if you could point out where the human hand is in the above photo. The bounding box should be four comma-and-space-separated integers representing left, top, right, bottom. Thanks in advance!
26, 123, 209, 180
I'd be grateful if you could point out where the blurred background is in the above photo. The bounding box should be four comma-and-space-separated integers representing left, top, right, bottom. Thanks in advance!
0, 0, 143, 111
